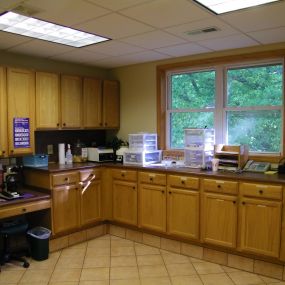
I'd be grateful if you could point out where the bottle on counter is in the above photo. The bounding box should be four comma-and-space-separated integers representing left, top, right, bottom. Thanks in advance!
66, 144, 73, 165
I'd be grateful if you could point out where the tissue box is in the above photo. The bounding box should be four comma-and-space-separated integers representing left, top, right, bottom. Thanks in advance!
23, 154, 48, 167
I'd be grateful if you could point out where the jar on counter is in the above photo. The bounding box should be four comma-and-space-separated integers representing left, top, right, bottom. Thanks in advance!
73, 141, 88, 162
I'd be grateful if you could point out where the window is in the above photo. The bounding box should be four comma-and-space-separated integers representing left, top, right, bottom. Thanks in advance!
166, 60, 283, 154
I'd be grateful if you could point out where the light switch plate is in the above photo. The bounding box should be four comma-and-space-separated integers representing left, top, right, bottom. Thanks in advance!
47, 144, 53, 155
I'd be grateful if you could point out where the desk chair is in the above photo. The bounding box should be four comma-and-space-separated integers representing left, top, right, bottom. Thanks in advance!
0, 218, 30, 269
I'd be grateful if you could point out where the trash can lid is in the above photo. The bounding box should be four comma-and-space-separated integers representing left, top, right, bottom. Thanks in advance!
27, 226, 51, 239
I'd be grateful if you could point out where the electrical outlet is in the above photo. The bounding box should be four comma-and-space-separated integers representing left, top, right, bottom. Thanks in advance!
47, 144, 53, 155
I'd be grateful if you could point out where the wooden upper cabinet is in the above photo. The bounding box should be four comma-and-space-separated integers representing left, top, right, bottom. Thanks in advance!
83, 77, 102, 128
102, 80, 120, 128
61, 75, 82, 128
7, 67, 35, 156
0, 67, 7, 157
35, 72, 60, 129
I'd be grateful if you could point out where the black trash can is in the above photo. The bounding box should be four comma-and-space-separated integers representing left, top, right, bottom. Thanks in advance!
27, 227, 51, 261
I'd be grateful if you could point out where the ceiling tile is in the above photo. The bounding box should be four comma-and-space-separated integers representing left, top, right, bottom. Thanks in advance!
165, 17, 240, 42
84, 0, 152, 11
155, 42, 211, 57
85, 40, 145, 56
249, 27, 285, 44
26, 0, 110, 26
221, 1, 285, 32
76, 13, 154, 39
198, 34, 259, 51
121, 30, 187, 49
120, 0, 210, 28
0, 31, 32, 50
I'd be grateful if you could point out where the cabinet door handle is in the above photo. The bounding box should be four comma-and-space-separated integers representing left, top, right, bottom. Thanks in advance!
181, 180, 185, 184
169, 191, 172, 194
100, 122, 103, 126
259, 190, 263, 194
161, 190, 165, 194
2, 150, 5, 154
150, 177, 153, 181
57, 123, 59, 127
133, 186, 136, 190
233, 201, 236, 204
22, 208, 26, 212
63, 123, 66, 126
10, 150, 14, 154
217, 184, 221, 188
242, 201, 245, 205
121, 173, 125, 177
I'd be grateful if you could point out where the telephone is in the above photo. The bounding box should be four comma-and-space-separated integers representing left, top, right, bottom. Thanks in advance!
243, 160, 270, 172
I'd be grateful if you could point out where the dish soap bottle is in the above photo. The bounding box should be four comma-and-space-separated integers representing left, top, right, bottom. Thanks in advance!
66, 144, 73, 165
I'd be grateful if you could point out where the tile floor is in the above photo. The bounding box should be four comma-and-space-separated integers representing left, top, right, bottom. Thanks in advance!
1, 234, 285, 285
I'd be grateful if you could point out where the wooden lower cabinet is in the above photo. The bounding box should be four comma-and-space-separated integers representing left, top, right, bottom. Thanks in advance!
52, 184, 80, 234
167, 187, 199, 240
139, 183, 166, 232
201, 192, 237, 248
239, 197, 281, 258
113, 180, 137, 225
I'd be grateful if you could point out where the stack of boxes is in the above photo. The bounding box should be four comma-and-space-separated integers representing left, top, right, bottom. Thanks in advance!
184, 128, 215, 168
123, 133, 161, 165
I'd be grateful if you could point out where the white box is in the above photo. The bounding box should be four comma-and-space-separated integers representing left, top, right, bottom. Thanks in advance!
123, 150, 161, 166
128, 133, 157, 151
184, 149, 213, 168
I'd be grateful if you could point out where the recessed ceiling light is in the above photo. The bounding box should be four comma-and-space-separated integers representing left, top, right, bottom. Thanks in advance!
194, 0, 280, 14
0, 11, 110, 47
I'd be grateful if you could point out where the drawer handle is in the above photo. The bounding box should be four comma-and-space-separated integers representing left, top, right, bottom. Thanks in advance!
259, 190, 263, 194
233, 201, 236, 204
169, 191, 172, 194
64, 177, 69, 181
161, 190, 165, 194
242, 201, 245, 205
150, 177, 153, 181
217, 184, 221, 188
133, 186, 136, 190
181, 180, 185, 184
22, 208, 26, 212
121, 173, 125, 177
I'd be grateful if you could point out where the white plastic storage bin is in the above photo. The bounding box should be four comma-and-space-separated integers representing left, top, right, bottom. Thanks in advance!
128, 133, 157, 151
184, 129, 214, 150
123, 150, 161, 166
184, 149, 213, 168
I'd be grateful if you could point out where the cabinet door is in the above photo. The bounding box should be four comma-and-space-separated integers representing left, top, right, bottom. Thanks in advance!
239, 198, 281, 257
83, 78, 102, 128
61, 75, 82, 128
201, 193, 237, 248
52, 184, 80, 234
36, 72, 60, 129
139, 183, 166, 232
102, 80, 119, 128
167, 187, 199, 240
113, 180, 137, 225
7, 68, 35, 156
81, 180, 101, 226
0, 67, 7, 157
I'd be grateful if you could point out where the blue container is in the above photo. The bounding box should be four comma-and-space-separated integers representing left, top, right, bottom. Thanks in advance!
23, 154, 48, 167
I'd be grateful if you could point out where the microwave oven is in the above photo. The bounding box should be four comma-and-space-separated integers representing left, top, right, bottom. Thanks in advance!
87, 148, 114, 162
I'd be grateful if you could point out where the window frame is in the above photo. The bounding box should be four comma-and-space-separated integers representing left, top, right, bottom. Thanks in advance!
157, 51, 285, 160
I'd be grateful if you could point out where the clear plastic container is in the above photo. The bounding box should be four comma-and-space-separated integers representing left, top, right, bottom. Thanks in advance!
123, 150, 161, 166
128, 133, 157, 151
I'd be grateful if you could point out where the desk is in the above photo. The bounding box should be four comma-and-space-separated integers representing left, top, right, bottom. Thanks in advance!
0, 189, 51, 219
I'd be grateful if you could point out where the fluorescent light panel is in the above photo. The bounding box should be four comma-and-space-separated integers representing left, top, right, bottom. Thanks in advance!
0, 11, 110, 47
194, 0, 279, 14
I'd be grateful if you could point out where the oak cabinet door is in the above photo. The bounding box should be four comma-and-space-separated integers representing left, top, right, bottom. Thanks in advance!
0, 67, 7, 157
201, 192, 237, 248
113, 180, 137, 225
167, 187, 199, 240
36, 72, 60, 129
139, 183, 166, 233
239, 198, 281, 258
7, 68, 35, 156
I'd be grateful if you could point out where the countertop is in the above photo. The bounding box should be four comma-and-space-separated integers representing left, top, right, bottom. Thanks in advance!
23, 162, 285, 184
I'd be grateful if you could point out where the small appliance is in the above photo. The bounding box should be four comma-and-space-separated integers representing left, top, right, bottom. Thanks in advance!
87, 147, 114, 162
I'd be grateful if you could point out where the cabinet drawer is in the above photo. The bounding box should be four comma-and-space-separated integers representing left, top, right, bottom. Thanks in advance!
112, 169, 137, 181
168, 175, 199, 190
240, 183, 282, 200
203, 179, 238, 195
80, 168, 101, 182
52, 172, 78, 186
139, 172, 166, 185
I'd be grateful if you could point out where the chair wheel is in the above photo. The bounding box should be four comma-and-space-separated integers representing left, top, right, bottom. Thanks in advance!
23, 262, 29, 268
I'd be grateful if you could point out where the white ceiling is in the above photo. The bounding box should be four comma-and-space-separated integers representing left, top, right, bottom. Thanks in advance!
0, 0, 284, 69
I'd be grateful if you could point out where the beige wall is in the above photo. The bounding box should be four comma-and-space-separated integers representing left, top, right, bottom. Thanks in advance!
111, 42, 285, 141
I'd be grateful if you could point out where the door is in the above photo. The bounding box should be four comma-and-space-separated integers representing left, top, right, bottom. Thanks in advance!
52, 184, 80, 234
113, 180, 137, 225
61, 75, 82, 128
81, 180, 101, 226
167, 187, 199, 240
239, 198, 281, 257
102, 80, 120, 128
139, 183, 166, 232
83, 77, 102, 128
7, 68, 35, 156
201, 192, 237, 248
36, 72, 60, 129
0, 67, 7, 157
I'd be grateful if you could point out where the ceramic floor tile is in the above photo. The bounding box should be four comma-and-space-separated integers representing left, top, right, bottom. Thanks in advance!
200, 273, 235, 285
55, 255, 85, 269
80, 268, 110, 281
86, 247, 111, 257
79, 281, 109, 285
87, 239, 111, 248
0, 270, 25, 283
140, 277, 172, 285
110, 279, 141, 285
166, 263, 196, 276
193, 261, 225, 274
49, 282, 79, 285
222, 265, 241, 273
111, 246, 135, 256
0, 261, 27, 271
259, 275, 285, 283
19, 269, 52, 283
111, 238, 134, 248
171, 275, 204, 285
50, 268, 81, 282
28, 252, 60, 270
83, 256, 111, 268
162, 252, 191, 265
111, 256, 137, 267
139, 264, 169, 278
135, 244, 161, 255
227, 271, 265, 285
137, 254, 164, 266
69, 241, 88, 249
110, 266, 139, 280
60, 248, 86, 258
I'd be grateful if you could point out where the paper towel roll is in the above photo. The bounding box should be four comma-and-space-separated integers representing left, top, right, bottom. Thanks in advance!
58, 143, 65, 164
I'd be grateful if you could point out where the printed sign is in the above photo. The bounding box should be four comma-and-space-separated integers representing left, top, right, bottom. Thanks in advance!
13, 118, 30, 148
